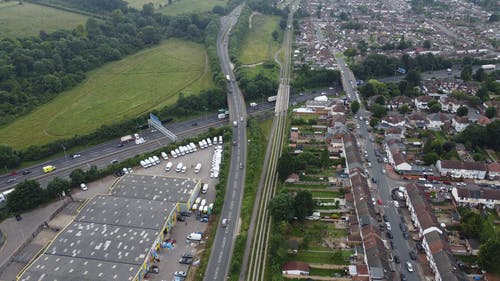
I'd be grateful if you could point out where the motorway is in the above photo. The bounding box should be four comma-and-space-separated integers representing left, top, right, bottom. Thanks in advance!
337, 58, 422, 281
203, 4, 247, 281
241, 6, 295, 281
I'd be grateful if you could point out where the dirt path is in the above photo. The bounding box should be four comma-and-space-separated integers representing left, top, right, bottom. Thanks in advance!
248, 11, 261, 29
240, 62, 264, 68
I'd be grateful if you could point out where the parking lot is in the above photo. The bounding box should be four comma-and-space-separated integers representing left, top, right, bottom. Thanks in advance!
0, 137, 224, 281
137, 141, 221, 280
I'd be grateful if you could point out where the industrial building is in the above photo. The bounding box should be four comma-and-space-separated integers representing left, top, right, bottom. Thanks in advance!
17, 174, 201, 281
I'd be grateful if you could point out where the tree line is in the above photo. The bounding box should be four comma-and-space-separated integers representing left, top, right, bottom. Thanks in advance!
351, 53, 453, 79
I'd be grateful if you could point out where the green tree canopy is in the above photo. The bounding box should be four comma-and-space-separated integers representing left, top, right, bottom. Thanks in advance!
478, 239, 500, 274
46, 177, 71, 199
0, 145, 20, 169
6, 180, 45, 213
294, 190, 314, 221
269, 193, 294, 222
350, 100, 360, 114
485, 107, 497, 119
457, 106, 468, 117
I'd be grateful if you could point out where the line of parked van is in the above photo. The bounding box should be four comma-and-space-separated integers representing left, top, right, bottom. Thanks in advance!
140, 155, 161, 169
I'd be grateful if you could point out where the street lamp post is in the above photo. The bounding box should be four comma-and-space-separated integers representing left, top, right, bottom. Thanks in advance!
61, 144, 68, 162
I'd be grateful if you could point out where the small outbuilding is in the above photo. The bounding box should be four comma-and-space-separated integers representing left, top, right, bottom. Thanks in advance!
282, 261, 310, 276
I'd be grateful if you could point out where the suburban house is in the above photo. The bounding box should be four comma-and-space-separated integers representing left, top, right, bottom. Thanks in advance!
330, 103, 347, 115
406, 112, 428, 129
439, 96, 462, 113
487, 163, 500, 180
385, 140, 411, 171
388, 95, 413, 110
451, 116, 469, 133
384, 127, 405, 139
381, 113, 405, 127
451, 187, 500, 209
415, 95, 435, 110
282, 261, 310, 276
436, 160, 487, 180
427, 113, 450, 131
405, 183, 468, 281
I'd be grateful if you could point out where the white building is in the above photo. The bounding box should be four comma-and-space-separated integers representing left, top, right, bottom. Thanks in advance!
436, 160, 487, 180
451, 187, 500, 209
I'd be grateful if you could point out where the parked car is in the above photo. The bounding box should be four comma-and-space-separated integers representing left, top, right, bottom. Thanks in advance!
394, 255, 400, 263
387, 232, 394, 239
400, 273, 407, 281
80, 183, 88, 191
383, 215, 388, 222
179, 257, 192, 264
174, 271, 187, 277
409, 251, 417, 260
406, 262, 414, 272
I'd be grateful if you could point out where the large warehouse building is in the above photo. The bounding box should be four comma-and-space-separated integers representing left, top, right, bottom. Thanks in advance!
17, 174, 201, 281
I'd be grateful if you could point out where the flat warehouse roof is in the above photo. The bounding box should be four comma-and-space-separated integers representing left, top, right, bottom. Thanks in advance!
47, 221, 156, 265
112, 174, 199, 203
18, 255, 136, 281
77, 195, 177, 230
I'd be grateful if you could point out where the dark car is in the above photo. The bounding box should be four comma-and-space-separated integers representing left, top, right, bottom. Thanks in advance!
400, 273, 407, 281
111, 159, 119, 164
383, 215, 388, 222
409, 251, 417, 260
22, 170, 31, 175
179, 257, 192, 264
117, 143, 124, 148
390, 240, 395, 248
200, 217, 209, 222
180, 211, 191, 217
416, 242, 423, 251
403, 231, 409, 240
387, 232, 394, 239
177, 216, 186, 222
182, 253, 194, 259
192, 122, 198, 126
394, 255, 401, 264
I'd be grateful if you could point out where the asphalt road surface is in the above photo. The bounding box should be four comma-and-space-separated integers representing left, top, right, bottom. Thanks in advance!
203, 4, 247, 281
337, 57, 422, 281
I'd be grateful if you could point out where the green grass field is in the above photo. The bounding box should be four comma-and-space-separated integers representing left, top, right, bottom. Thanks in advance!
239, 14, 281, 65
0, 39, 213, 149
154, 0, 227, 15
0, 2, 88, 38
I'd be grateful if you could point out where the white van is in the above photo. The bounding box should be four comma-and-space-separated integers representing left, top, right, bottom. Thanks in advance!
219, 136, 223, 144
181, 165, 187, 173
190, 142, 197, 152
198, 141, 204, 149
140, 160, 147, 168
171, 150, 177, 158
175, 148, 181, 156
194, 163, 202, 173
176, 162, 183, 172
165, 162, 173, 171
207, 138, 212, 146
144, 159, 151, 168
201, 184, 208, 194
148, 157, 156, 166
161, 152, 168, 160
213, 137, 218, 145
152, 155, 160, 165
200, 199, 206, 207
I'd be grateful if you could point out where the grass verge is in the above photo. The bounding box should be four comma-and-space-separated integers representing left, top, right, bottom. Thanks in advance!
239, 14, 281, 65
0, 39, 214, 149
227, 117, 272, 281
157, 0, 228, 16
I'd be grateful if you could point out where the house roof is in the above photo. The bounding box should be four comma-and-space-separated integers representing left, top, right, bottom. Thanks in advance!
408, 112, 426, 121
488, 163, 500, 173
439, 160, 487, 171
382, 114, 404, 125
416, 95, 434, 102
282, 261, 310, 272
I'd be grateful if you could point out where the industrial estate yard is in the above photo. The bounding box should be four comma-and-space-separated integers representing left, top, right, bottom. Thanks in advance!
3, 138, 222, 281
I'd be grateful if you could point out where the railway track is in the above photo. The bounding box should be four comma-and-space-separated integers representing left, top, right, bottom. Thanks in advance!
241, 8, 295, 281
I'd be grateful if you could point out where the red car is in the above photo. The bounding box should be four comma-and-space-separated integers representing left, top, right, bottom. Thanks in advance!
377, 199, 383, 205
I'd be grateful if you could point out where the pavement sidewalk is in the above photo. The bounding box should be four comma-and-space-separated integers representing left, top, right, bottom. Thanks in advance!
0, 199, 68, 274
